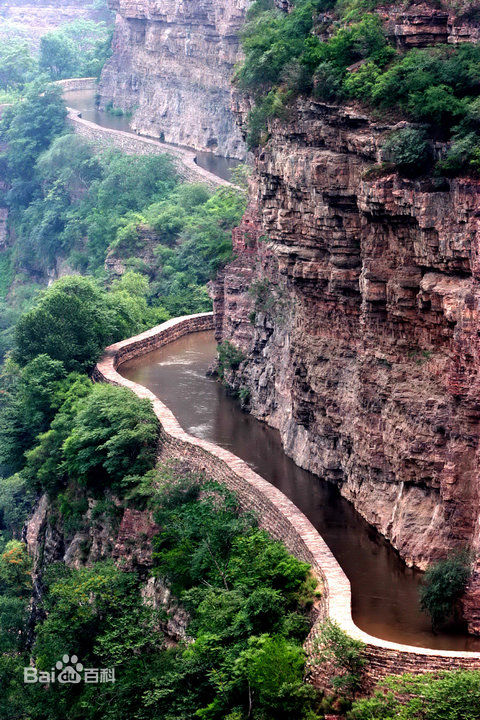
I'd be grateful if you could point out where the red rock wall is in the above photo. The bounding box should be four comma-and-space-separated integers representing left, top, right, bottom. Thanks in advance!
214, 97, 480, 632
94, 313, 480, 688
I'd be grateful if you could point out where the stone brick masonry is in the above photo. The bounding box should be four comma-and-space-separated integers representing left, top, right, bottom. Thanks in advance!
94, 313, 480, 689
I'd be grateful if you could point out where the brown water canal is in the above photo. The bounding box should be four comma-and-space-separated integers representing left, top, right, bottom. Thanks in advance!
63, 88, 242, 183
119, 330, 480, 652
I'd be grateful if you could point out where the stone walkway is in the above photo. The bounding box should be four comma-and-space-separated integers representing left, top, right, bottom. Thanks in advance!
67, 109, 235, 189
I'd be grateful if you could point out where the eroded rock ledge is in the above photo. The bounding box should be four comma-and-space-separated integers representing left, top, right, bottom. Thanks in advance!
213, 97, 480, 631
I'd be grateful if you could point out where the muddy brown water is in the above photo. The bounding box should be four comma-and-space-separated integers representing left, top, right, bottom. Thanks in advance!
63, 88, 242, 182
119, 330, 480, 651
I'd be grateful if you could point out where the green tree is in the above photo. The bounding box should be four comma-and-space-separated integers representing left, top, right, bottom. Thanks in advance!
0, 540, 31, 599
0, 81, 67, 183
419, 551, 472, 629
36, 134, 102, 199
0, 474, 34, 539
0, 39, 36, 91
23, 375, 93, 493
39, 20, 113, 80
62, 384, 159, 492
314, 620, 366, 702
0, 354, 67, 474
382, 127, 431, 176
14, 276, 127, 372
0, 541, 31, 659
235, 635, 314, 720
39, 32, 78, 80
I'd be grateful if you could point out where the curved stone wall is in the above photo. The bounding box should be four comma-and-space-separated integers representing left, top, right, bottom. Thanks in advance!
94, 313, 480, 689
55, 77, 97, 92
67, 110, 232, 189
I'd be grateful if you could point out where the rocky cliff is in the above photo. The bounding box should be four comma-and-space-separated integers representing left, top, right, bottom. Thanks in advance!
214, 90, 480, 629
24, 488, 189, 646
98, 0, 248, 159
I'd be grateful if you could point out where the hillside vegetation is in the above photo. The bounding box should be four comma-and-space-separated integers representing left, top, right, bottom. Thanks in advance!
237, 0, 480, 176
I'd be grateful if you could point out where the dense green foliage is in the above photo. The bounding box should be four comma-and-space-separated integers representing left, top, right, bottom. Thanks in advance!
2, 373, 159, 498
150, 476, 318, 720
314, 620, 366, 708
62, 384, 159, 492
419, 551, 472, 629
0, 273, 162, 485
14, 275, 146, 372
1, 96, 244, 316
0, 469, 324, 720
0, 81, 67, 182
217, 341, 245, 380
238, 0, 480, 174
349, 670, 480, 719
0, 40, 36, 96
39, 20, 112, 80
381, 128, 431, 177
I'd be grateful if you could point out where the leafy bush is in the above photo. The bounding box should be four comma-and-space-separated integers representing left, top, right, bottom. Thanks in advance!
313, 62, 345, 102
40, 20, 112, 80
0, 474, 34, 540
217, 341, 245, 379
349, 670, 480, 720
314, 620, 366, 703
0, 81, 67, 181
14, 276, 131, 372
381, 127, 431, 176
235, 0, 321, 97
62, 384, 159, 492
419, 550, 472, 629
437, 132, 479, 176
0, 40, 36, 91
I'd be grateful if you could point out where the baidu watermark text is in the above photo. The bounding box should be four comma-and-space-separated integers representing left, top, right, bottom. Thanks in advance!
24, 654, 115, 685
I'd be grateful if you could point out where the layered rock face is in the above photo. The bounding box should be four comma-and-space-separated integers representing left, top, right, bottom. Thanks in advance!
98, 0, 248, 158
214, 98, 480, 629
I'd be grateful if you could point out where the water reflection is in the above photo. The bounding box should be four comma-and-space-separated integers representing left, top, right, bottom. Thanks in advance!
120, 331, 480, 651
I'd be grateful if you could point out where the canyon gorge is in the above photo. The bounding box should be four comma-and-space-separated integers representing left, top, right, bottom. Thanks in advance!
3, 0, 480, 714
93, 0, 480, 634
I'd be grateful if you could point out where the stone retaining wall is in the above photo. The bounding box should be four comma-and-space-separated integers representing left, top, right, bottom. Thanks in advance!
67, 111, 232, 189
56, 77, 97, 92
94, 313, 480, 689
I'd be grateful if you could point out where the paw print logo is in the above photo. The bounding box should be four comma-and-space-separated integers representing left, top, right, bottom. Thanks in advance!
56, 654, 83, 684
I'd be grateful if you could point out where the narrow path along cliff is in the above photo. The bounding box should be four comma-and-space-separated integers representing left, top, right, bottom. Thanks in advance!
94, 314, 480, 691
62, 80, 240, 189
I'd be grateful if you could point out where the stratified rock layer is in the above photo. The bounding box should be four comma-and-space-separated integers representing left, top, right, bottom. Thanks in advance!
214, 98, 480, 630
99, 0, 248, 158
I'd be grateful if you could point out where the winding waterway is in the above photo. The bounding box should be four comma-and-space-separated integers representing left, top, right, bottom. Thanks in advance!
80, 78, 479, 651
62, 88, 241, 182
119, 330, 480, 652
